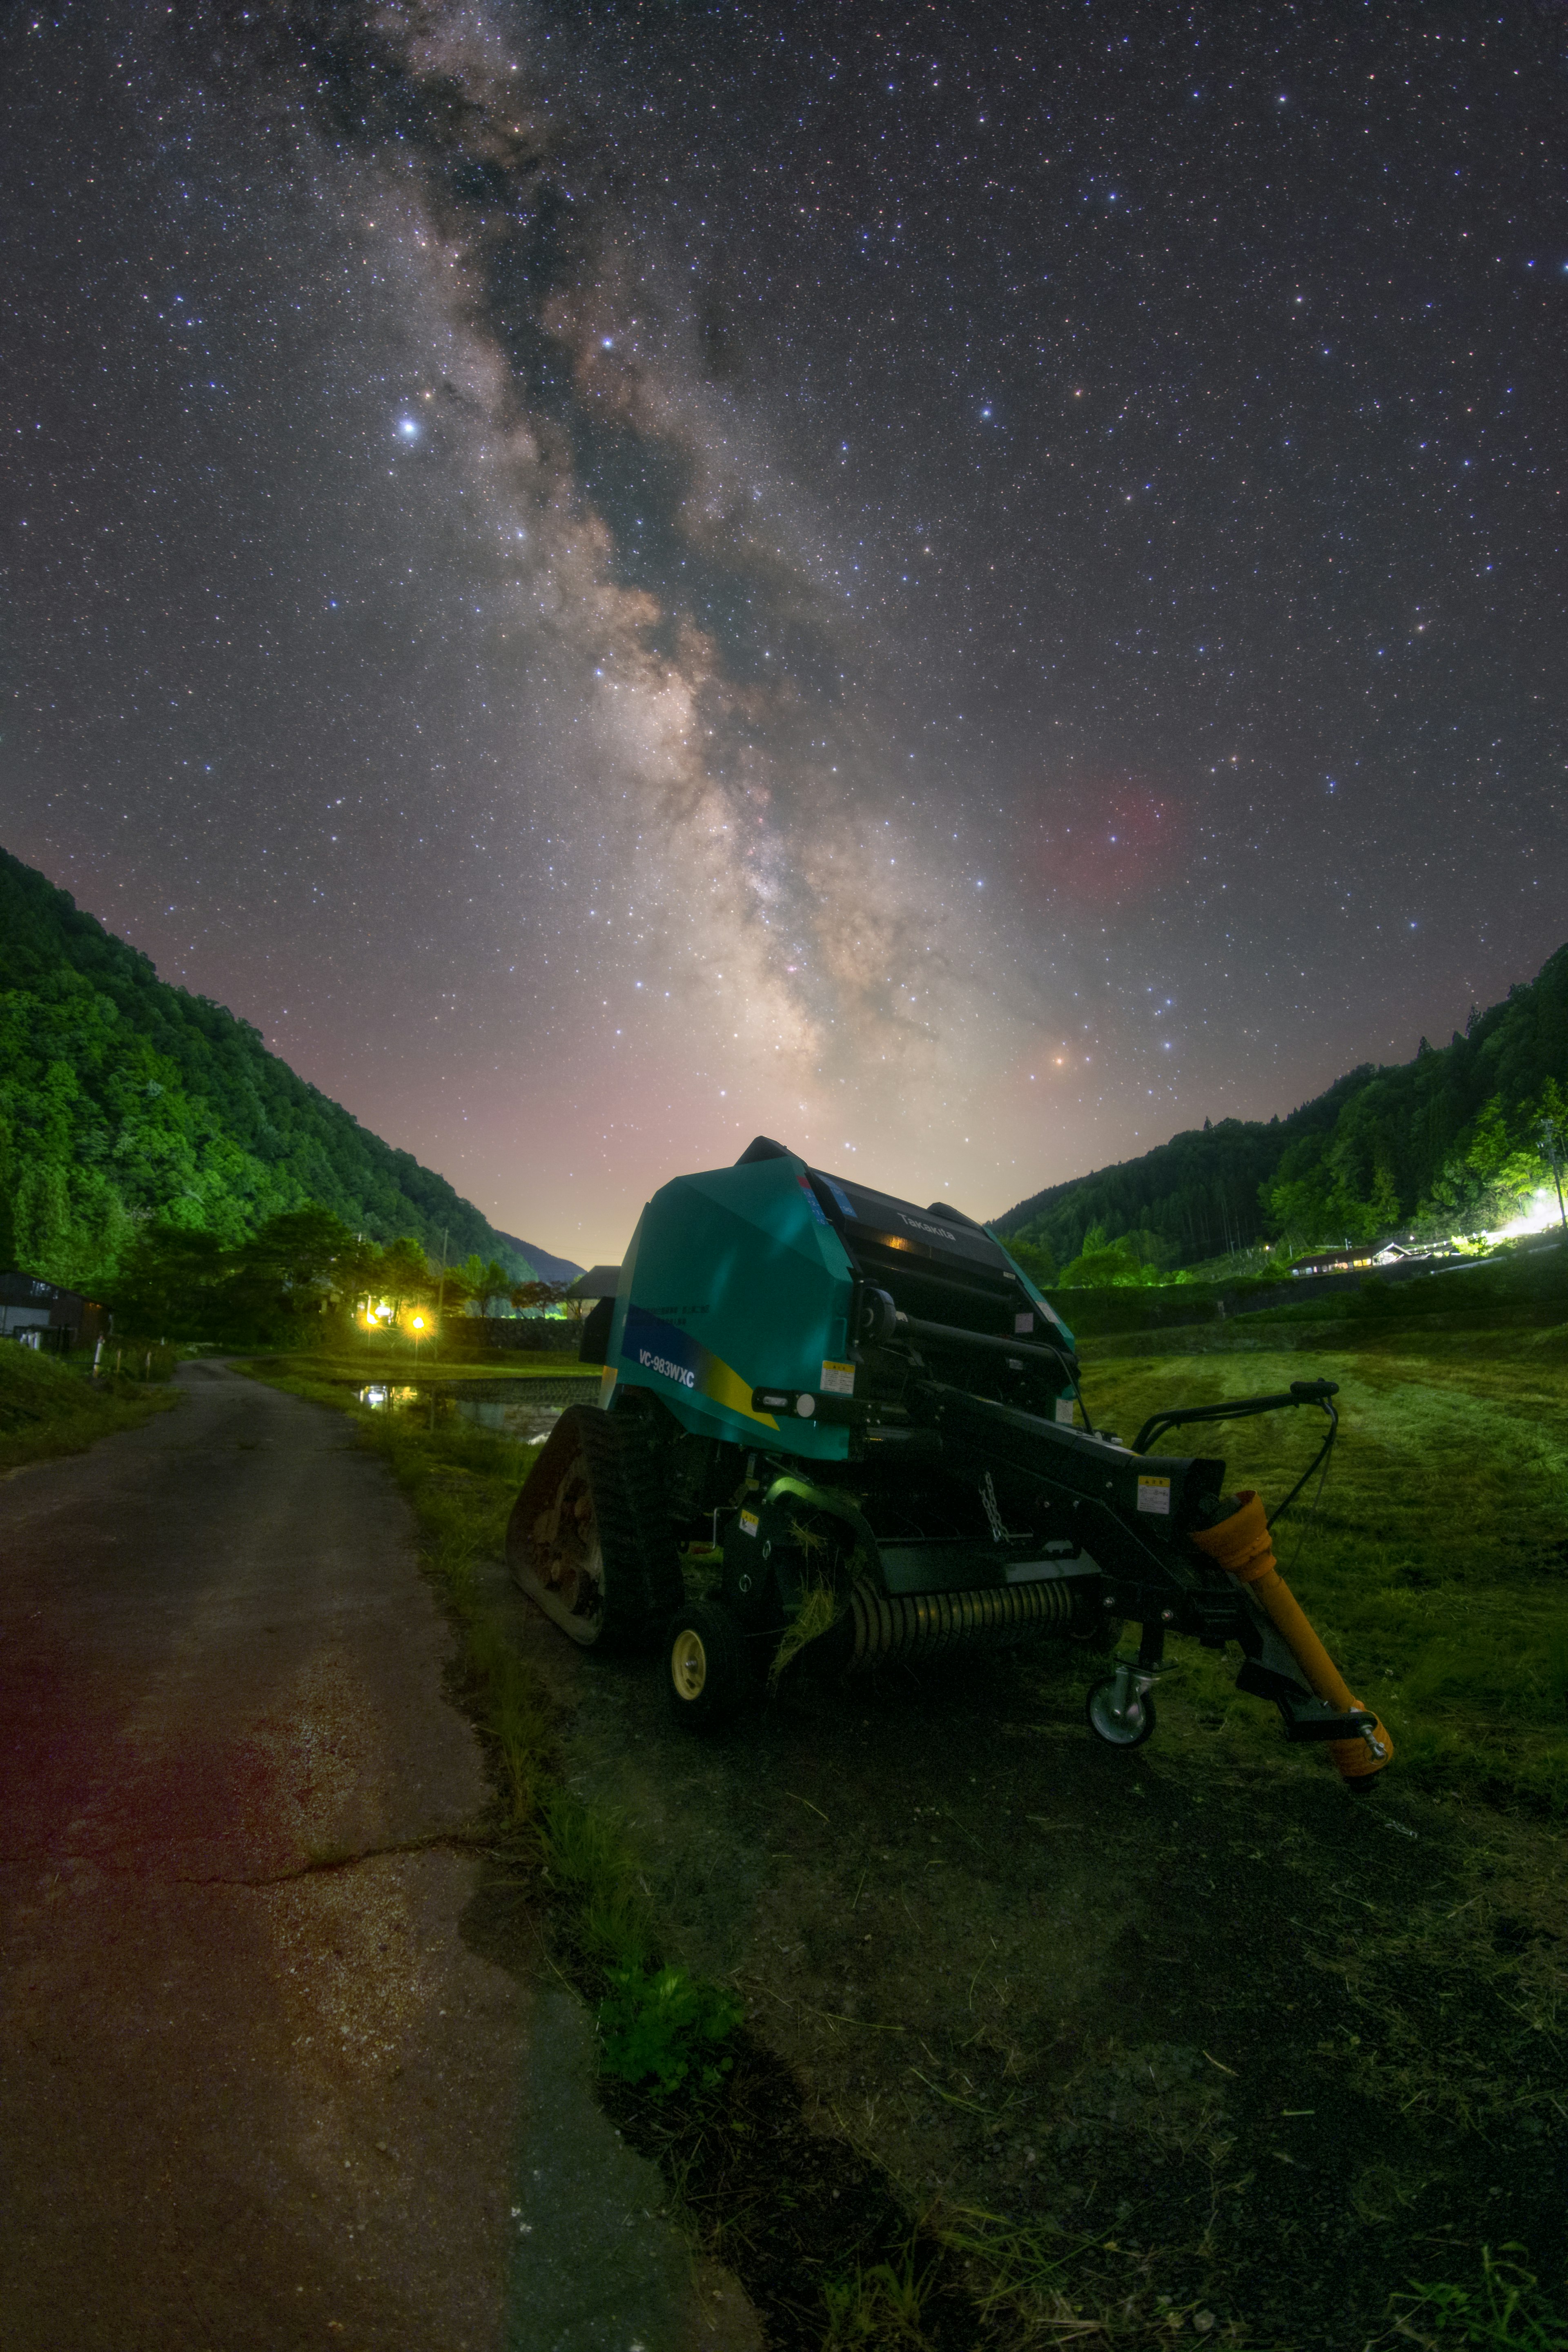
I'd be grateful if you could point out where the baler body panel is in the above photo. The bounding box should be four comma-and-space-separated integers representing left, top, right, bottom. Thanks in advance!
606, 1154, 857, 1459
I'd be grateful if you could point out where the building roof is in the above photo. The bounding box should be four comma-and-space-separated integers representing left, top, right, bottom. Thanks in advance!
565, 1264, 623, 1299
0, 1271, 89, 1312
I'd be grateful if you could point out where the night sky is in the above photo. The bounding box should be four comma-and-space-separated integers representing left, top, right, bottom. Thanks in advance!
4, 2, 1565, 1263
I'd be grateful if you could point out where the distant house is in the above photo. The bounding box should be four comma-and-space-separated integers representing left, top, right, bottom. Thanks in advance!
1288, 1248, 1378, 1278
1288, 1239, 1461, 1278
1370, 1240, 1463, 1268
0, 1272, 110, 1353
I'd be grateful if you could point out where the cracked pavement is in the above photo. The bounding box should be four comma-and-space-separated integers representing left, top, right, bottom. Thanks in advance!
0, 1361, 757, 2352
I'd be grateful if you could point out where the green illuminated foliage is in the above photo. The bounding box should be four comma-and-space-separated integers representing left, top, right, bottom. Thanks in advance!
597, 1964, 744, 2098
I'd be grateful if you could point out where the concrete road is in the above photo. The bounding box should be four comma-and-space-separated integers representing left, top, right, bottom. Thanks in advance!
0, 1363, 756, 2352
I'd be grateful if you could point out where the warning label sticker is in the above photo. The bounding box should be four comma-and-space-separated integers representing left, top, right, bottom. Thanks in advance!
820, 1360, 856, 1396
1014, 1312, 1034, 1334
738, 1509, 760, 1539
1054, 1399, 1076, 1425
1137, 1476, 1172, 1516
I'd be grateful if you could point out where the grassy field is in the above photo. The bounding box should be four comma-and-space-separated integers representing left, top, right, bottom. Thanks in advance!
0, 1341, 180, 1476
1054, 1234, 1567, 1341
1077, 1291, 1568, 1817
261, 1337, 590, 1385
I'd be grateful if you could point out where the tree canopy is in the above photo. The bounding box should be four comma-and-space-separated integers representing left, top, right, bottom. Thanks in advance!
0, 846, 538, 1295
995, 942, 1568, 1269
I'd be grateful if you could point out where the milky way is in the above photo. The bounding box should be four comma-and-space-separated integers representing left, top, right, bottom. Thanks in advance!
3, 2, 1565, 1258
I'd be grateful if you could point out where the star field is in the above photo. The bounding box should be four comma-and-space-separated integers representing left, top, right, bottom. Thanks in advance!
2, 1, 1564, 1258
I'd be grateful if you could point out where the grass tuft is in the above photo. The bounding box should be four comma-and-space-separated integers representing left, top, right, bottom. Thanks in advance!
767, 1572, 841, 1690
1387, 2244, 1568, 2349
821, 2242, 937, 2350
935, 2208, 1109, 2343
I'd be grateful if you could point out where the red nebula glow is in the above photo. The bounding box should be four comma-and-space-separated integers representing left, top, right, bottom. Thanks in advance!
1022, 782, 1177, 907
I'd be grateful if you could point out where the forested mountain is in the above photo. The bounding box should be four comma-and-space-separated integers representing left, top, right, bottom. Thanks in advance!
0, 847, 537, 1294
494, 1231, 585, 1285
995, 942, 1568, 1273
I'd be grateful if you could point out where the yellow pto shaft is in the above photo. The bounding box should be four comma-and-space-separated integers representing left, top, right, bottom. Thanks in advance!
1192, 1491, 1392, 1786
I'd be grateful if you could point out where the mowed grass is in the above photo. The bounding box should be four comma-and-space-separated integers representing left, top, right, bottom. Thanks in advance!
262, 1340, 587, 1385
0, 1340, 179, 1475
1082, 1318, 1568, 1813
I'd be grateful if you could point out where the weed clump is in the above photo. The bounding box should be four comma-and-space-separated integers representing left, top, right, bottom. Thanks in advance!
1388, 2243, 1568, 2349
597, 1964, 743, 2097
820, 2245, 934, 2348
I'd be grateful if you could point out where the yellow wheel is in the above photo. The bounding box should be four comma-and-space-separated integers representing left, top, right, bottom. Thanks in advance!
671, 1626, 708, 1703
666, 1601, 746, 1730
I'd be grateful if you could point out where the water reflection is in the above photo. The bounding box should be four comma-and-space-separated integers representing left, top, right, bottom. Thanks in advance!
354, 1378, 590, 1447
452, 1395, 564, 1444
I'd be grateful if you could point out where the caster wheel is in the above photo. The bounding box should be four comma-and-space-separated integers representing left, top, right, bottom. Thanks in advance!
666, 1599, 749, 1731
1086, 1671, 1156, 1748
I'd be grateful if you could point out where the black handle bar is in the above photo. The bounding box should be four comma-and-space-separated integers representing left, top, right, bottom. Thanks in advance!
1133, 1380, 1339, 1529
1131, 1380, 1338, 1459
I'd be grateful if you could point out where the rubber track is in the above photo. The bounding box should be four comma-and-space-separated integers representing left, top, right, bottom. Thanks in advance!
576, 1409, 685, 1649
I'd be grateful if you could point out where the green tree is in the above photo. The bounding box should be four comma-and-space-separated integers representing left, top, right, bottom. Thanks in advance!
241, 1205, 358, 1290
1056, 1229, 1161, 1289
437, 1261, 477, 1316
380, 1236, 433, 1323
339, 1237, 388, 1324
111, 1223, 234, 1338
1004, 1235, 1057, 1289
510, 1277, 566, 1315
0, 845, 536, 1288
470, 1256, 512, 1316
1536, 1078, 1568, 1229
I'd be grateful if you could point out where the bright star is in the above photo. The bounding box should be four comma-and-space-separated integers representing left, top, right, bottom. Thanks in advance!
398, 418, 420, 440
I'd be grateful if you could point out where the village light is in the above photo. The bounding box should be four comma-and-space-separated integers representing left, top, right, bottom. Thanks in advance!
1488, 1188, 1562, 1245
